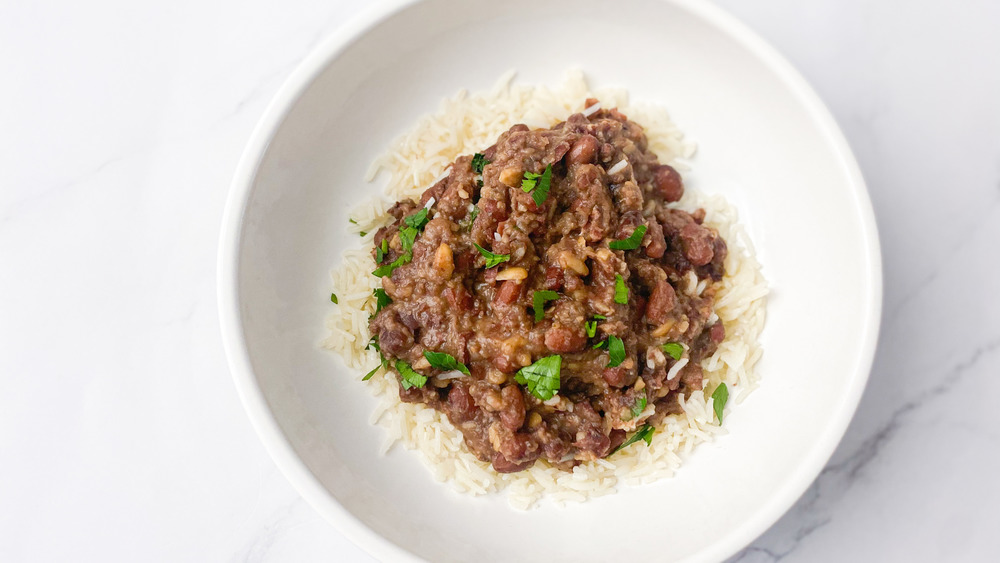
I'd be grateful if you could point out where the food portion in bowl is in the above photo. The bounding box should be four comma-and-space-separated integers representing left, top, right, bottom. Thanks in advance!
325, 72, 767, 508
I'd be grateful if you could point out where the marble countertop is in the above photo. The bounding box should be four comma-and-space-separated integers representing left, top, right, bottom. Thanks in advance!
2, 0, 998, 560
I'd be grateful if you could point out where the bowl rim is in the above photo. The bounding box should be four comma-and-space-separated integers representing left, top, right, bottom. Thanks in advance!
217, 0, 883, 561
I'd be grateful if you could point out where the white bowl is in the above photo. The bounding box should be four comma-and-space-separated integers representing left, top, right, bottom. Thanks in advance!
218, 0, 882, 560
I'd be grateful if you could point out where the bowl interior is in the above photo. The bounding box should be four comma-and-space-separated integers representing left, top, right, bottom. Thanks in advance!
225, 0, 880, 560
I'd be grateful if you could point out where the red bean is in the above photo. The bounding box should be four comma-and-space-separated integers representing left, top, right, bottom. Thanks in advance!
447, 383, 477, 423
654, 164, 684, 202
494, 279, 523, 305
499, 385, 526, 430
644, 219, 666, 259
680, 223, 715, 266
544, 325, 586, 353
567, 135, 599, 164
645, 279, 676, 324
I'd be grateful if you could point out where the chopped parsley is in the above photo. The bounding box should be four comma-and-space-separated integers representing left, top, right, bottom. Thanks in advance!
403, 208, 430, 230
532, 290, 559, 322
593, 339, 607, 350
593, 314, 607, 320
614, 275, 629, 304
661, 342, 684, 361
607, 335, 625, 367
348, 218, 357, 224
515, 355, 561, 401
471, 153, 490, 174
363, 336, 387, 381
521, 164, 552, 206
395, 360, 428, 390
473, 242, 510, 268
362, 364, 380, 381
373, 288, 392, 312
608, 224, 647, 250
630, 395, 647, 419
585, 319, 598, 338
399, 226, 417, 253
375, 239, 389, 263
372, 252, 411, 277
359, 231, 367, 237
423, 350, 470, 376
712, 383, 729, 423
614, 424, 654, 454
330, 293, 338, 304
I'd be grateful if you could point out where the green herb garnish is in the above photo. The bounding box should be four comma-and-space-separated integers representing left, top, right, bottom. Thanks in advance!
467, 205, 480, 227
404, 208, 430, 230
372, 252, 411, 277
471, 153, 490, 174
349, 218, 357, 224
712, 383, 729, 423
607, 335, 625, 367
375, 239, 389, 263
362, 365, 380, 381
661, 342, 684, 361
609, 224, 647, 250
473, 242, 510, 268
630, 395, 647, 419
395, 360, 427, 390
532, 290, 559, 322
359, 231, 367, 237
423, 350, 470, 376
614, 275, 629, 304
399, 226, 417, 253
593, 314, 607, 320
521, 164, 552, 206
330, 293, 338, 304
373, 288, 392, 312
515, 355, 561, 401
614, 424, 654, 454
585, 320, 598, 338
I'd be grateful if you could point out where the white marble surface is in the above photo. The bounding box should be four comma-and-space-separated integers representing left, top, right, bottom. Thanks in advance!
1, 0, 997, 560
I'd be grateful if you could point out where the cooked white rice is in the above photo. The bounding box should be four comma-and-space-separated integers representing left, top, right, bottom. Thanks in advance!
323, 71, 767, 510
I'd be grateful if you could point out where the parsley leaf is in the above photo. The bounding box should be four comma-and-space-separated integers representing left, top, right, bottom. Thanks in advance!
607, 335, 625, 367
532, 290, 559, 322
521, 164, 552, 206
330, 293, 338, 304
712, 383, 729, 423
403, 208, 430, 230
614, 424, 654, 454
631, 395, 647, 419
609, 224, 647, 250
515, 355, 561, 401
471, 153, 491, 174
661, 342, 684, 361
395, 360, 428, 390
373, 288, 392, 312
614, 275, 629, 304
375, 239, 388, 263
585, 320, 598, 338
399, 226, 418, 253
372, 251, 411, 277
422, 350, 470, 376
473, 242, 510, 268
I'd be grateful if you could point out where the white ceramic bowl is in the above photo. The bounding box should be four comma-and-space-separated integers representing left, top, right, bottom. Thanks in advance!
218, 0, 882, 560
